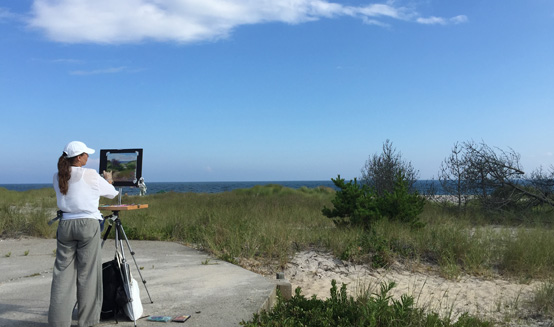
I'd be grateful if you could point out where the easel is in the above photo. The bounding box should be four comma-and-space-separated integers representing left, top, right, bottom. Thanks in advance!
100, 189, 153, 326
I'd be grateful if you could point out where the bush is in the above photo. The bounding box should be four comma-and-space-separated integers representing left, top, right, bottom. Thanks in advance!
321, 175, 381, 229
377, 173, 425, 226
322, 175, 425, 230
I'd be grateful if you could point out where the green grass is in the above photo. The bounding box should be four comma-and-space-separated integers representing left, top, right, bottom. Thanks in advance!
3, 185, 554, 279
108, 184, 337, 268
3, 184, 554, 324
530, 280, 554, 318
0, 187, 57, 238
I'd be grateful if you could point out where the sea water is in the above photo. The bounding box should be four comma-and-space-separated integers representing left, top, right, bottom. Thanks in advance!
0, 180, 443, 195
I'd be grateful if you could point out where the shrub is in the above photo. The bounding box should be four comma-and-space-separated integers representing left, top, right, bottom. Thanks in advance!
322, 175, 425, 230
241, 280, 492, 327
377, 173, 425, 226
321, 175, 380, 229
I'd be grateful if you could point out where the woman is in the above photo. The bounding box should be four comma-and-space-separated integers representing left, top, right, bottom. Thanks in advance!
49, 141, 119, 327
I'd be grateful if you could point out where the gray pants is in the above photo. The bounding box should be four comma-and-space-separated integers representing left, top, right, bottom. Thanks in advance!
48, 219, 103, 327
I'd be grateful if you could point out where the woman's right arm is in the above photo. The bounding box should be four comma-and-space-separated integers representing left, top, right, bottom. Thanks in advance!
98, 172, 119, 199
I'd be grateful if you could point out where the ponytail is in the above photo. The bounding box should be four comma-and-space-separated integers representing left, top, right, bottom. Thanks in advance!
57, 153, 72, 195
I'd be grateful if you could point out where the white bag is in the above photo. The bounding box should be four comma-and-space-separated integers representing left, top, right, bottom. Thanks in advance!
123, 276, 143, 321
115, 251, 143, 321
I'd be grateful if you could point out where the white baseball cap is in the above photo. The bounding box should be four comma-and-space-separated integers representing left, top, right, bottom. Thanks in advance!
63, 141, 95, 158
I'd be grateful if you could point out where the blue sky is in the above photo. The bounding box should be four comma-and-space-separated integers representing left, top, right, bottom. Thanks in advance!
1, 0, 553, 183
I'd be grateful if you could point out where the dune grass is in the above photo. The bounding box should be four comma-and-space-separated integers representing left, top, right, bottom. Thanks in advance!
0, 187, 57, 238
105, 184, 338, 267
3, 185, 554, 279
2, 184, 554, 324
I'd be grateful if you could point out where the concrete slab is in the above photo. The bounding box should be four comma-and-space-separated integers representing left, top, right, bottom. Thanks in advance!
0, 238, 277, 327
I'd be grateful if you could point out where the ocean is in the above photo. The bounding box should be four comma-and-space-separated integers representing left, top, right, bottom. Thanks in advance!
0, 180, 442, 195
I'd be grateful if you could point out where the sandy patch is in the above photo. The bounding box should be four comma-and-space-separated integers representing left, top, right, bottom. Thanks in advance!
283, 250, 543, 324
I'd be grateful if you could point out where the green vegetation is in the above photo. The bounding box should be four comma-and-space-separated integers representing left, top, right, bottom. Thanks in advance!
242, 281, 491, 327
530, 280, 554, 318
2, 184, 554, 325
0, 187, 57, 238
322, 174, 425, 231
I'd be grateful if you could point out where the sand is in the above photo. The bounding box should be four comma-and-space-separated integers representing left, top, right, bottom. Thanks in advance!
281, 250, 547, 325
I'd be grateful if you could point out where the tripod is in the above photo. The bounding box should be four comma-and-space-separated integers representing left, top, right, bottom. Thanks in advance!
102, 209, 153, 325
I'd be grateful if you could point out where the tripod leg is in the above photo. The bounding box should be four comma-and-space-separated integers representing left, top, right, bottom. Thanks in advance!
114, 220, 138, 326
101, 222, 113, 248
116, 219, 154, 304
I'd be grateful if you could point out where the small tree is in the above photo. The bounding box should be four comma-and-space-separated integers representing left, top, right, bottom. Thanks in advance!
529, 166, 554, 202
378, 173, 425, 225
463, 141, 525, 211
322, 174, 425, 229
438, 142, 472, 209
361, 140, 419, 196
440, 140, 554, 215
322, 175, 381, 229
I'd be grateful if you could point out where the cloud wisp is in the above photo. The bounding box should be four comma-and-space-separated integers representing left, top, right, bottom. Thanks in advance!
0, 8, 12, 21
1, 7, 26, 23
416, 15, 468, 25
69, 66, 127, 76
27, 0, 467, 44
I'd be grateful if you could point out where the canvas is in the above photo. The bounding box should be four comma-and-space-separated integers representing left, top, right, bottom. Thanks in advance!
99, 149, 143, 187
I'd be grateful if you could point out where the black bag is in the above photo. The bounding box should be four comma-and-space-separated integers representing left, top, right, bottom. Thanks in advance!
101, 257, 129, 320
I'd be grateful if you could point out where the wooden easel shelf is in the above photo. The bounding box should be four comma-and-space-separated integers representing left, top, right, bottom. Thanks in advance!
99, 204, 149, 211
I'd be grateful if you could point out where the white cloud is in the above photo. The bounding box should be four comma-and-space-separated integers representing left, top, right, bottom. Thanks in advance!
450, 15, 469, 24
417, 14, 468, 25
31, 57, 84, 64
357, 4, 406, 19
51, 58, 84, 64
416, 16, 446, 25
28, 0, 467, 44
70, 66, 127, 76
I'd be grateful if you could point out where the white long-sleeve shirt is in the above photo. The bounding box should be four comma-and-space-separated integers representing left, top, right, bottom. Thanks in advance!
53, 167, 119, 220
